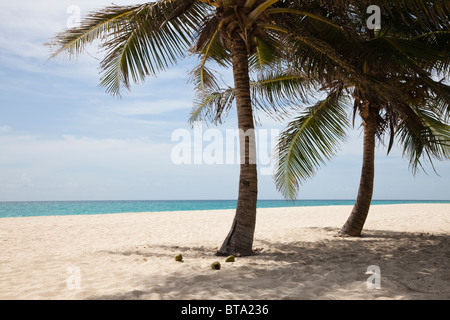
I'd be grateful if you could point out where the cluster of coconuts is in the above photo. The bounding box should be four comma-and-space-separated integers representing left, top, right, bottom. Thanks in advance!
174, 253, 235, 270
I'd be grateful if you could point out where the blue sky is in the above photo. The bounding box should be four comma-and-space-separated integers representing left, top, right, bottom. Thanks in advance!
0, 0, 449, 201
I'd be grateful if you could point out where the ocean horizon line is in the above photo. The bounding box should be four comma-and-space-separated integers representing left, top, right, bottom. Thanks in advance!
1, 198, 450, 203
1, 199, 449, 219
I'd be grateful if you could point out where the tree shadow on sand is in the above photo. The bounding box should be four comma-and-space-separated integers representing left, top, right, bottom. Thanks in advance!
86, 228, 450, 300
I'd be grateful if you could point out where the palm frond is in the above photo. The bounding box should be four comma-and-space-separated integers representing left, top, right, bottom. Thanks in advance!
248, 33, 280, 71
49, 0, 210, 95
248, 0, 279, 22
415, 31, 450, 77
250, 69, 316, 119
428, 84, 450, 121
274, 92, 350, 200
266, 7, 348, 34
192, 15, 231, 65
396, 103, 450, 174
362, 36, 444, 77
99, 0, 209, 95
47, 4, 145, 59
267, 23, 353, 69
190, 69, 315, 124
324, 0, 450, 31
190, 85, 235, 125
189, 62, 221, 94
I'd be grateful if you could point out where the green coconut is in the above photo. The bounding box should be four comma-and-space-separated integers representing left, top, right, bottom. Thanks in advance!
175, 254, 183, 262
211, 261, 221, 270
225, 255, 235, 262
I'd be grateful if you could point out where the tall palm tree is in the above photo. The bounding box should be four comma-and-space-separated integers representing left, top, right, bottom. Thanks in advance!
273, 1, 450, 236
195, 1, 450, 238
47, 0, 357, 256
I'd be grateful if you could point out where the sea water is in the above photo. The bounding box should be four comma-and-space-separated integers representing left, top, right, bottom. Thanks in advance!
0, 199, 448, 218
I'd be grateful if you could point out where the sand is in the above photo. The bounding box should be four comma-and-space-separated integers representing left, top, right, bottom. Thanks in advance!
0, 204, 449, 300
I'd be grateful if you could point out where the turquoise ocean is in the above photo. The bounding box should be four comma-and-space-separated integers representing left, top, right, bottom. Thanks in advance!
0, 199, 449, 218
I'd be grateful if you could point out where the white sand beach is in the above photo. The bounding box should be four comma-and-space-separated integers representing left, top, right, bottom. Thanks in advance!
0, 204, 449, 300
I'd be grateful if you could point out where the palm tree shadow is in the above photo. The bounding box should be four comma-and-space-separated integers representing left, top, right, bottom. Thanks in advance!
86, 228, 450, 300
101, 245, 210, 259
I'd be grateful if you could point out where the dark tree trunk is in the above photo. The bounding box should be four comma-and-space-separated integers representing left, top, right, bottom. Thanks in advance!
338, 103, 377, 237
217, 32, 258, 256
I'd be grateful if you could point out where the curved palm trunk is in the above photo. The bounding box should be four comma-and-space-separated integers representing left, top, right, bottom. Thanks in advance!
338, 105, 377, 236
217, 32, 258, 256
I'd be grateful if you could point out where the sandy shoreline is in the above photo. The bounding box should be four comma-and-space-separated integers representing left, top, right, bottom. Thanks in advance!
0, 204, 449, 300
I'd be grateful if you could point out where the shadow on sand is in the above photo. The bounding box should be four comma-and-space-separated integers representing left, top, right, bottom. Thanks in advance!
87, 228, 450, 300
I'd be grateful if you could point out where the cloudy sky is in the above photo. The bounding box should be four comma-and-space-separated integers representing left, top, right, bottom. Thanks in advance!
0, 1, 449, 201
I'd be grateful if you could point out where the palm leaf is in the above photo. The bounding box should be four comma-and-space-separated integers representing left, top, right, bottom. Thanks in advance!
396, 104, 450, 174
49, 0, 209, 95
250, 69, 316, 119
189, 62, 221, 94
99, 0, 209, 95
248, 33, 280, 71
190, 69, 315, 124
47, 4, 145, 59
189, 17, 230, 93
266, 7, 349, 34
248, 0, 279, 22
274, 92, 350, 200
260, 23, 357, 82
415, 31, 450, 77
362, 36, 444, 76
190, 85, 235, 125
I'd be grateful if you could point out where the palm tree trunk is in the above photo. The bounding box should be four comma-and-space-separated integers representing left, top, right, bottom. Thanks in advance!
338, 104, 377, 237
217, 32, 257, 256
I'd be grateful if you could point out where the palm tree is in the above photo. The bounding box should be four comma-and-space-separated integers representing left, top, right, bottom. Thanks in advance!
47, 0, 357, 256
273, 1, 450, 236
195, 1, 450, 238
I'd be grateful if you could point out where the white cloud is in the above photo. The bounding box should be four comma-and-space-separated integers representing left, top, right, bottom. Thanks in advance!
0, 131, 243, 201
0, 126, 12, 133
0, 133, 176, 200
0, 134, 169, 167
111, 99, 192, 116
0, 1, 150, 60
